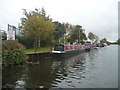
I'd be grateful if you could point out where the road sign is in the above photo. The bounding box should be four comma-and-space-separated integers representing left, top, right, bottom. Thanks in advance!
7, 31, 15, 40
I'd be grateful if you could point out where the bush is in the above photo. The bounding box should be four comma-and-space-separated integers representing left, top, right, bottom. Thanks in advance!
16, 36, 34, 48
2, 40, 27, 67
17, 35, 52, 48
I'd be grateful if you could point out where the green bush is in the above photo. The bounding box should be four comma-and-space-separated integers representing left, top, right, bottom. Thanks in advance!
16, 35, 52, 48
16, 36, 34, 48
2, 40, 27, 67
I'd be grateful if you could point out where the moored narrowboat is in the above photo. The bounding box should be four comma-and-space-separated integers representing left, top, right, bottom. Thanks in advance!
52, 42, 96, 54
52, 44, 84, 53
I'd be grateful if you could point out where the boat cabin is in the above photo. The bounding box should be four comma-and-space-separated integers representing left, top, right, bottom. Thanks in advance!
54, 44, 64, 51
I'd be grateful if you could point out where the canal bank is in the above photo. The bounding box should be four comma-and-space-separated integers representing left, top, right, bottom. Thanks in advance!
26, 45, 96, 62
2, 45, 118, 88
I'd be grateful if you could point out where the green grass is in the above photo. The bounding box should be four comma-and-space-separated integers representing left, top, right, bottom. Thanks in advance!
24, 47, 51, 54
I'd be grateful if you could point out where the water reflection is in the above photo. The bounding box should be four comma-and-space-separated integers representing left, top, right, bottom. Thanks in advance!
2, 45, 118, 88
53, 50, 99, 88
3, 50, 98, 88
2, 65, 27, 88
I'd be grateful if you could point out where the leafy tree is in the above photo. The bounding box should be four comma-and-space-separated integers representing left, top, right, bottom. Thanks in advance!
117, 38, 120, 45
62, 24, 87, 44
53, 21, 66, 44
68, 25, 77, 43
63, 22, 69, 30
79, 29, 87, 43
2, 31, 7, 40
41, 7, 46, 16
70, 25, 87, 44
88, 32, 96, 41
74, 25, 82, 43
20, 8, 55, 52
63, 23, 74, 44
100, 38, 107, 43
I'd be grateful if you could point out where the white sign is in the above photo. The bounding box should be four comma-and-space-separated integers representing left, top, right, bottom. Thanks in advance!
7, 31, 15, 40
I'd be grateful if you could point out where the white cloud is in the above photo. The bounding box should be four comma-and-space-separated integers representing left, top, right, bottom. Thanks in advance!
0, 0, 119, 41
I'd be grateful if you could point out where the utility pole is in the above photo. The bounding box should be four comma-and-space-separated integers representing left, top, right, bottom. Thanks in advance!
78, 29, 80, 43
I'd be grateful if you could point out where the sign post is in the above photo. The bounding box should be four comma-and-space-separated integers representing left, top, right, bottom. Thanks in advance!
7, 31, 15, 40
7, 24, 16, 40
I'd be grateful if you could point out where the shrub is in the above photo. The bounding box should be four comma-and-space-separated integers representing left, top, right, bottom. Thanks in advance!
2, 40, 27, 67
16, 36, 34, 48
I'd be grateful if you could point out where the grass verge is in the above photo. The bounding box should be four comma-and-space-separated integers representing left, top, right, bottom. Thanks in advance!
24, 47, 51, 54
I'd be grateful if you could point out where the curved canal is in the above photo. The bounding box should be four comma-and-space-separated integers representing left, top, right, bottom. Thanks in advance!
2, 45, 118, 88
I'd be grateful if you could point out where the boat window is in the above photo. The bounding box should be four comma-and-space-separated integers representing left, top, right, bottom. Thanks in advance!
54, 45, 64, 51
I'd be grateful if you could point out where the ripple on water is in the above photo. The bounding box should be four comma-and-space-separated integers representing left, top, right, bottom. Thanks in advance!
68, 70, 74, 73
71, 76, 81, 80
54, 78, 62, 83
15, 80, 25, 88
38, 86, 44, 88
56, 73, 63, 76
72, 67, 79, 71
52, 83, 58, 87
68, 84, 76, 88
81, 74, 85, 78
65, 80, 72, 83
71, 73, 77, 76
74, 65, 81, 68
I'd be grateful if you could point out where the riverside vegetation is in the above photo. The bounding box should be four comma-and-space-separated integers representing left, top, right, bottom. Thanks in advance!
2, 40, 26, 68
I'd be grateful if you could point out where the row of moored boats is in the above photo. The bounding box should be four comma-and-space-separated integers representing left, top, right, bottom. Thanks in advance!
52, 42, 109, 54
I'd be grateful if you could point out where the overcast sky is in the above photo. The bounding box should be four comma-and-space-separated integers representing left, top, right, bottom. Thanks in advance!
0, 0, 119, 41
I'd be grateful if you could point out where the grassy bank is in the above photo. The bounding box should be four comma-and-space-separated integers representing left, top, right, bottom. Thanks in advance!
24, 47, 51, 54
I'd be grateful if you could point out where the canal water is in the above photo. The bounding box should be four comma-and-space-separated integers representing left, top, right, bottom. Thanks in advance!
2, 45, 118, 88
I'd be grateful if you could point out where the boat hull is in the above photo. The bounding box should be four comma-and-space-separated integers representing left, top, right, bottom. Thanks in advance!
52, 48, 87, 54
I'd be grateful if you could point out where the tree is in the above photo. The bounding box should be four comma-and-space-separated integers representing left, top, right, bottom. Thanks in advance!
53, 21, 66, 44
117, 38, 120, 45
41, 7, 46, 16
88, 32, 96, 41
79, 29, 87, 43
2, 31, 7, 40
70, 25, 87, 44
100, 38, 107, 43
20, 8, 55, 52
63, 23, 74, 44
74, 25, 82, 43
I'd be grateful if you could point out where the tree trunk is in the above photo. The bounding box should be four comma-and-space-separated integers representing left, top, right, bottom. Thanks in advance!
38, 37, 41, 48
34, 39, 38, 53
